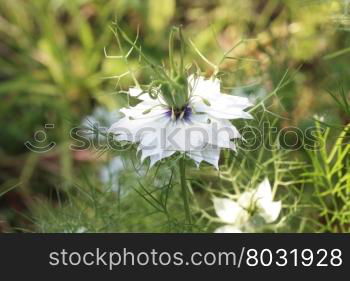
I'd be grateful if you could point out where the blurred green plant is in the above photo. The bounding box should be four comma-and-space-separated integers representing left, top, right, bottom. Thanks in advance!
304, 122, 350, 232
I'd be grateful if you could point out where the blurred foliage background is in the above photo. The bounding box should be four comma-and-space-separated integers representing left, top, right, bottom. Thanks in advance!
0, 0, 350, 232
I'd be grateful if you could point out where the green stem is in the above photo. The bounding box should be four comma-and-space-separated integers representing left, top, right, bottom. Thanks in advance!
169, 28, 177, 77
178, 25, 185, 75
179, 156, 192, 230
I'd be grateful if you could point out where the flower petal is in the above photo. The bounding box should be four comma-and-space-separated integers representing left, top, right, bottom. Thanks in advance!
257, 200, 282, 223
204, 118, 241, 148
255, 178, 273, 201
188, 74, 221, 99
214, 225, 243, 233
193, 101, 253, 120
148, 150, 176, 167
213, 197, 246, 224
187, 145, 220, 169
237, 191, 255, 210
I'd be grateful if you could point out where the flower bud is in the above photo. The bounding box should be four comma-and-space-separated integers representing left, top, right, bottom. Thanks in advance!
172, 75, 189, 109
160, 83, 175, 107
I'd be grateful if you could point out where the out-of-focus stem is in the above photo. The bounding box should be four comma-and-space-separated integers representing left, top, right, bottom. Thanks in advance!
179, 156, 192, 231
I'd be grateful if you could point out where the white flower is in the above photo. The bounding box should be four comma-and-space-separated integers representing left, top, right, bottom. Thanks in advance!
213, 178, 282, 233
82, 107, 121, 140
109, 75, 253, 168
99, 157, 125, 192
313, 114, 325, 123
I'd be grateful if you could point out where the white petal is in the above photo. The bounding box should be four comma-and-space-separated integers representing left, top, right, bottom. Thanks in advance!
187, 146, 220, 169
204, 118, 241, 149
140, 140, 160, 162
161, 120, 208, 153
188, 76, 253, 121
189, 112, 209, 123
129, 87, 143, 97
237, 191, 255, 210
194, 102, 253, 120
216, 94, 253, 109
199, 146, 220, 168
214, 225, 243, 233
148, 150, 176, 167
257, 200, 282, 223
120, 105, 167, 119
186, 150, 203, 167
213, 197, 245, 224
255, 178, 273, 201
188, 75, 221, 99
166, 121, 191, 151
109, 114, 169, 144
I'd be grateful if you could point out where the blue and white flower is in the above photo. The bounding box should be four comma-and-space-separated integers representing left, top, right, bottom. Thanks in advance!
109, 75, 253, 168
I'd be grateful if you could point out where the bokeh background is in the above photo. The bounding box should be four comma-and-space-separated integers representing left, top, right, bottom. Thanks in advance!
1, 0, 349, 232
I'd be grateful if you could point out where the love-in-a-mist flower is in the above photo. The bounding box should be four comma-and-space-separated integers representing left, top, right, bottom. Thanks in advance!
109, 74, 253, 168
213, 178, 282, 233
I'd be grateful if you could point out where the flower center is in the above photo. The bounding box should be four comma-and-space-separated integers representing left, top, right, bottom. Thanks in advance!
166, 105, 192, 121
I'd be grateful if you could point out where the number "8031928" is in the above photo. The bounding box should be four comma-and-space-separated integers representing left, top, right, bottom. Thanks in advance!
245, 248, 342, 267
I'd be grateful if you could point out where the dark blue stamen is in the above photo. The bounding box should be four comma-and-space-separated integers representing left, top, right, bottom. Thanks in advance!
165, 105, 192, 121
183, 106, 192, 121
